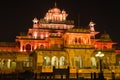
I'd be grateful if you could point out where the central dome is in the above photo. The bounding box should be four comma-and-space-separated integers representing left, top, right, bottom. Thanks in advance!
44, 3, 68, 22
50, 7, 61, 13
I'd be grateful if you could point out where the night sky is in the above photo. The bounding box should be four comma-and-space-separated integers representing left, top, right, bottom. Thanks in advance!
0, 0, 120, 44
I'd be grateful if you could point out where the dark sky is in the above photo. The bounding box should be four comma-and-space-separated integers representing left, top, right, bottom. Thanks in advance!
0, 0, 120, 43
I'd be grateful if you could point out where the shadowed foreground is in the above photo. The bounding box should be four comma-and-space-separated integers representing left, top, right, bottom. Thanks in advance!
0, 69, 119, 80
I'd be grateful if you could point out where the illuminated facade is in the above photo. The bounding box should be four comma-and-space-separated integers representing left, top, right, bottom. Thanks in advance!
0, 4, 120, 75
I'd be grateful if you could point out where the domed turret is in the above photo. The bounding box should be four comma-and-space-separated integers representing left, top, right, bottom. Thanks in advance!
32, 17, 39, 28
100, 33, 112, 41
33, 17, 39, 24
50, 7, 61, 14
44, 3, 68, 22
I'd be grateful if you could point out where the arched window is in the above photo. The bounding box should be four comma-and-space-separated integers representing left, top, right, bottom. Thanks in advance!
11, 60, 16, 69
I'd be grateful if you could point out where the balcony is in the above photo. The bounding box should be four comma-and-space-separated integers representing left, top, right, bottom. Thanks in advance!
64, 44, 94, 49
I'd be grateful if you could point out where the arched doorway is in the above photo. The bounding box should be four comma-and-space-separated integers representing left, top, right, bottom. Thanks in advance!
75, 55, 82, 69
51, 56, 58, 67
43, 56, 50, 66
91, 57, 97, 68
11, 60, 16, 69
60, 56, 66, 67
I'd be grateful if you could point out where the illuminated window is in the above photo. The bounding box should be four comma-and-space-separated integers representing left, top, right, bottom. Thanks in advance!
40, 34, 44, 39
45, 33, 48, 37
43, 56, 50, 66
33, 32, 37, 38
60, 56, 66, 66
1, 59, 8, 69
91, 57, 97, 68
52, 56, 58, 66
11, 60, 16, 69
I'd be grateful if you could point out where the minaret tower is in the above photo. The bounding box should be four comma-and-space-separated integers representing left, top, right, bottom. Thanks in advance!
89, 20, 99, 39
89, 21, 95, 32
32, 17, 39, 28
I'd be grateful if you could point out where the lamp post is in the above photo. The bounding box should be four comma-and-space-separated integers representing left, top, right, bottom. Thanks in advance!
95, 51, 104, 80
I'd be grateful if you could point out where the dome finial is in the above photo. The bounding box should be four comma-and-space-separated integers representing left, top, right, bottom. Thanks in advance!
54, 2, 57, 7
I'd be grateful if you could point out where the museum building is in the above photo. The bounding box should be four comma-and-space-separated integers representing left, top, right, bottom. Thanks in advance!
0, 4, 120, 75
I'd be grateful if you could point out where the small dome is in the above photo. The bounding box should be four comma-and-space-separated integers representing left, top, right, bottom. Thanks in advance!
50, 7, 61, 13
100, 33, 112, 41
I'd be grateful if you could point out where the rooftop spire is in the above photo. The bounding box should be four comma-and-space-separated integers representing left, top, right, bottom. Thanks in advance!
54, 2, 57, 7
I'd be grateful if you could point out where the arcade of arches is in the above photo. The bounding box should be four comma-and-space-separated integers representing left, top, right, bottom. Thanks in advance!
0, 49, 119, 73
31, 49, 119, 70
